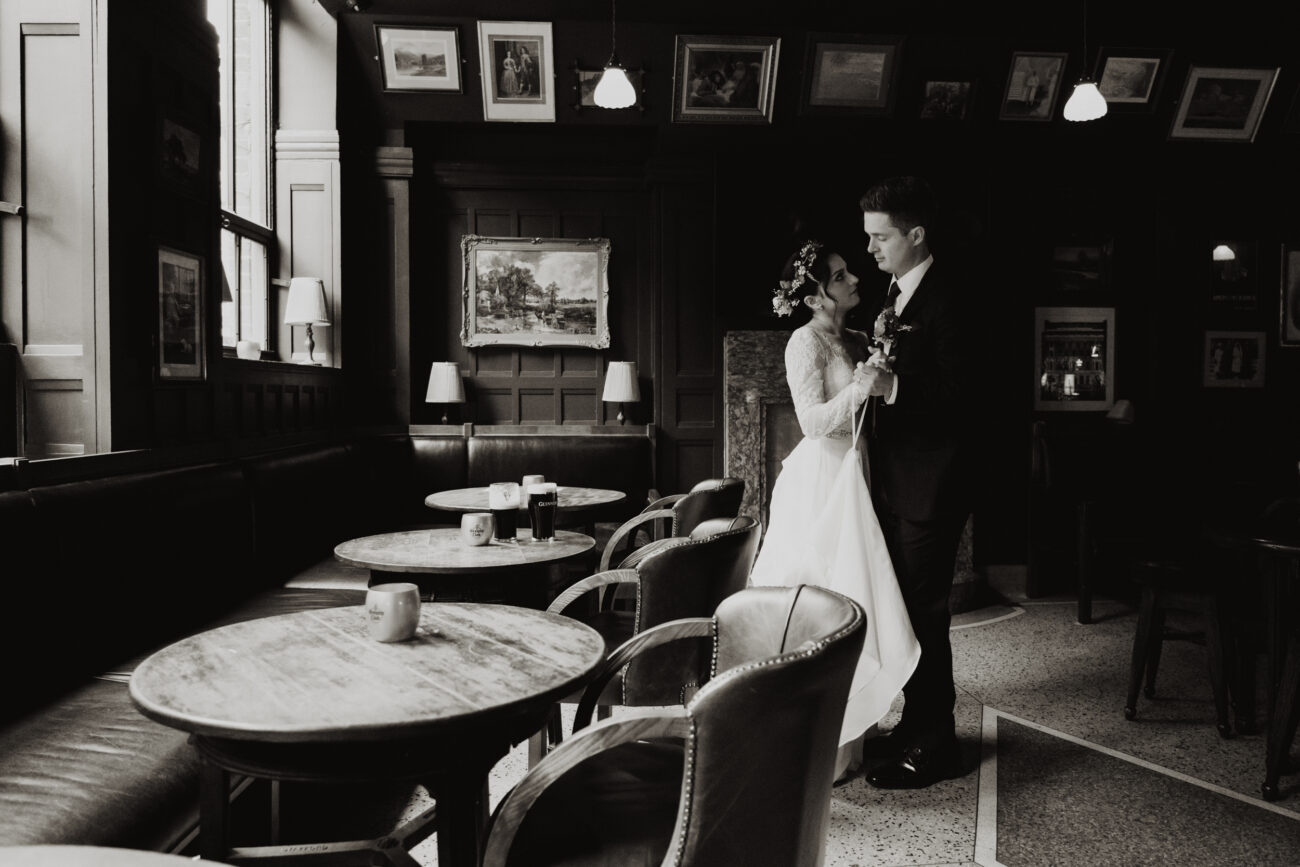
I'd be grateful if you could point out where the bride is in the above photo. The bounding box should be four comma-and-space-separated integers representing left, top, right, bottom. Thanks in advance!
749, 239, 920, 779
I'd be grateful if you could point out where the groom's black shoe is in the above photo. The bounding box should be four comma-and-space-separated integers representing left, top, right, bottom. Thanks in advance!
866, 740, 964, 790
860, 728, 915, 763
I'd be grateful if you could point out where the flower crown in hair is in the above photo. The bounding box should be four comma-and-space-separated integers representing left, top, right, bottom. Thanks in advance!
772, 240, 823, 317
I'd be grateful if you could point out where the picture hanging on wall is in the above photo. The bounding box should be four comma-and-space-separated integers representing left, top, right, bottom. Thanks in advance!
1049, 239, 1112, 293
375, 24, 462, 93
1092, 46, 1172, 111
476, 20, 555, 122
919, 79, 975, 121
1034, 306, 1115, 411
800, 33, 902, 116
1209, 240, 1259, 314
158, 246, 206, 381
1280, 242, 1300, 347
1000, 51, 1068, 121
671, 34, 781, 124
1169, 65, 1280, 142
460, 235, 610, 349
1204, 331, 1266, 388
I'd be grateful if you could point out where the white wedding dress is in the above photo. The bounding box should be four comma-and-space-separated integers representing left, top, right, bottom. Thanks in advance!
749, 325, 921, 746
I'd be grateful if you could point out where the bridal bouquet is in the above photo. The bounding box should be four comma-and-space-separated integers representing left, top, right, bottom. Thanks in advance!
869, 302, 913, 371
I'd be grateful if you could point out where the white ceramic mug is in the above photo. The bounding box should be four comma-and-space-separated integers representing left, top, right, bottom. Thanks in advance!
460, 512, 494, 546
236, 339, 261, 360
365, 582, 421, 642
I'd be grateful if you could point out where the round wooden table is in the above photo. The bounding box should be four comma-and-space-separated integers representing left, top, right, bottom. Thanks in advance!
334, 528, 595, 607
0, 847, 210, 867
129, 604, 606, 867
424, 485, 626, 516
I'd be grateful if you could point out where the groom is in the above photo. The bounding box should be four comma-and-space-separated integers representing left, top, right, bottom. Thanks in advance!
856, 176, 972, 789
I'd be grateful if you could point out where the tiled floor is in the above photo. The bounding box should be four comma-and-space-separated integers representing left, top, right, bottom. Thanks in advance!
399, 587, 1300, 866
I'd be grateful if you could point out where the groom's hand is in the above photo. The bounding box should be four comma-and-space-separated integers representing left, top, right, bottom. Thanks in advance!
855, 363, 895, 398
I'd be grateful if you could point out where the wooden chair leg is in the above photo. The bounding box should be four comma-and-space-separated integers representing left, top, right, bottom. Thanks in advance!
1262, 630, 1300, 801
1202, 593, 1232, 738
1144, 605, 1166, 699
1125, 586, 1156, 720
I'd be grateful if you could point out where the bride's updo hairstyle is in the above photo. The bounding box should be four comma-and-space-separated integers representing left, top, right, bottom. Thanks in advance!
772, 239, 830, 322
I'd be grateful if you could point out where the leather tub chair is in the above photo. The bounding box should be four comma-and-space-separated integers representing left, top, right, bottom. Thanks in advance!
483, 584, 866, 867
598, 477, 745, 572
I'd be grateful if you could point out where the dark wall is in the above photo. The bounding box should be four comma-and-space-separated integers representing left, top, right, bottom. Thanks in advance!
335, 1, 1300, 566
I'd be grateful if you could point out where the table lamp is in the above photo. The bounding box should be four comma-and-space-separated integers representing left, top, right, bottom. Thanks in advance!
601, 360, 640, 425
284, 277, 330, 365
426, 361, 466, 424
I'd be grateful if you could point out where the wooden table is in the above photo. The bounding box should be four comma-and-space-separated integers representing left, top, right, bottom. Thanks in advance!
424, 485, 625, 516
334, 528, 595, 607
0, 847, 210, 867
129, 604, 605, 867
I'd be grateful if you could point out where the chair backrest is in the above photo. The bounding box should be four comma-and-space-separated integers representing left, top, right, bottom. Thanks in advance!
622, 514, 761, 706
677, 585, 864, 867
672, 477, 744, 537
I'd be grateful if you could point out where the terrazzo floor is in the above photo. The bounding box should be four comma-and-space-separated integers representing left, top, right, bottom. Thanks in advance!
380, 586, 1300, 866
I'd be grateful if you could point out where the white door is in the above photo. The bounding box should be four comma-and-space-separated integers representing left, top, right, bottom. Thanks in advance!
0, 0, 108, 457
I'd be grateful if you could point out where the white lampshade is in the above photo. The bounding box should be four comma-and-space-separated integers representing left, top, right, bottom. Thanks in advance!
602, 361, 640, 402
425, 362, 466, 404
1212, 244, 1237, 262
284, 277, 330, 326
594, 64, 637, 109
1062, 80, 1108, 122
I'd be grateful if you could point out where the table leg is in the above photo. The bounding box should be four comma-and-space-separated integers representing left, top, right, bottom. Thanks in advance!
199, 756, 232, 861
433, 772, 488, 867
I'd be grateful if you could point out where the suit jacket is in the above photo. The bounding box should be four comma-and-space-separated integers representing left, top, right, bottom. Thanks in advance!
868, 260, 972, 522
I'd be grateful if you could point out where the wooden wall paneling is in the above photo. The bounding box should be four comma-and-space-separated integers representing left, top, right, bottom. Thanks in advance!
373, 146, 412, 424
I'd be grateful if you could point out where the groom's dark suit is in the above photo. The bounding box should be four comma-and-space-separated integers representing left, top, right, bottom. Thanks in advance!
868, 259, 972, 753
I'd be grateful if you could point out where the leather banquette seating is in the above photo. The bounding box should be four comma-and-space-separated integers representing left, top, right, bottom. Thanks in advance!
0, 429, 652, 852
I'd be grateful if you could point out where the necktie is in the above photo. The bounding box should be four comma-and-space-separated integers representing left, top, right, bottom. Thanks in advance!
886, 281, 900, 307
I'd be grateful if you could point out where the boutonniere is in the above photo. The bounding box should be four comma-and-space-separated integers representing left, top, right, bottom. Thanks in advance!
870, 302, 914, 371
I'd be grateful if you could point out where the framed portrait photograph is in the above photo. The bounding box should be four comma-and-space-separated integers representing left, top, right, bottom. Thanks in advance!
477, 21, 555, 122
1034, 306, 1115, 411
375, 24, 462, 92
919, 79, 975, 121
1000, 51, 1068, 121
460, 236, 610, 349
1204, 331, 1265, 388
1050, 240, 1112, 293
1169, 65, 1280, 142
572, 64, 645, 111
671, 34, 781, 124
158, 247, 205, 381
1093, 47, 1172, 109
1209, 240, 1259, 314
1281, 242, 1300, 347
800, 33, 902, 116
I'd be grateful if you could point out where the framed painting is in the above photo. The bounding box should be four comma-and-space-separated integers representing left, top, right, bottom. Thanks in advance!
1050, 239, 1112, 293
1204, 331, 1265, 388
1034, 306, 1115, 411
1093, 46, 1172, 110
1000, 51, 1068, 121
1281, 242, 1300, 347
460, 236, 610, 349
919, 79, 975, 121
158, 246, 205, 380
571, 64, 645, 112
671, 34, 781, 124
1209, 240, 1259, 314
1169, 65, 1280, 142
375, 24, 461, 93
800, 33, 902, 116
476, 20, 555, 122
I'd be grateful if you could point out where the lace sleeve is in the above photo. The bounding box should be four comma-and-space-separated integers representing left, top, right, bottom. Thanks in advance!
785, 329, 866, 439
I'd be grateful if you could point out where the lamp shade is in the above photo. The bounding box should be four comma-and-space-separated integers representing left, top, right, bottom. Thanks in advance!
425, 362, 466, 404
602, 361, 640, 402
1062, 80, 1108, 122
284, 277, 330, 326
1212, 244, 1237, 262
594, 64, 637, 109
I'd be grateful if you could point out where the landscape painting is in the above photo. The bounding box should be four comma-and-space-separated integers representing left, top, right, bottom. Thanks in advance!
460, 236, 610, 348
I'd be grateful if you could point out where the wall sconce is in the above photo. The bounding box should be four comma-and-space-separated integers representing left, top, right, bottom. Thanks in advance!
602, 360, 640, 424
425, 361, 466, 424
593, 0, 636, 108
284, 277, 330, 365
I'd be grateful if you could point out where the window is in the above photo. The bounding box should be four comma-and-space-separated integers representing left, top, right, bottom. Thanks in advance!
208, 0, 273, 355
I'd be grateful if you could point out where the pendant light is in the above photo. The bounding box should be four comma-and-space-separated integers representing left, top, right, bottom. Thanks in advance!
1063, 0, 1108, 121
593, 0, 636, 109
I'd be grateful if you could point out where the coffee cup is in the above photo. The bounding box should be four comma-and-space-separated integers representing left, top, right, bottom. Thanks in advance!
236, 339, 261, 360
365, 582, 421, 642
460, 512, 494, 546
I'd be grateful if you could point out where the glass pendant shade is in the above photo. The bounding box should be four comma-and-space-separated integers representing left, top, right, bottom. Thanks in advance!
1063, 80, 1108, 122
594, 62, 636, 108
